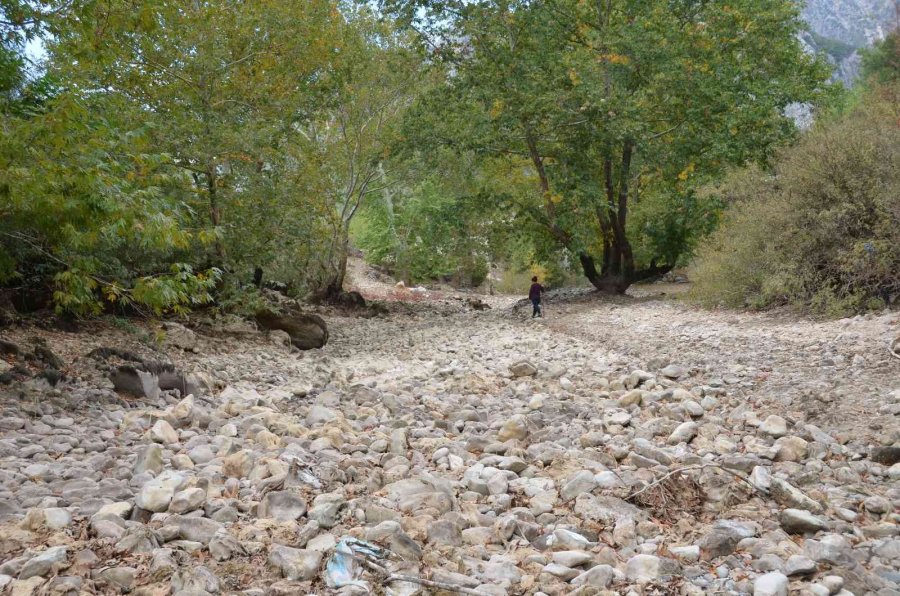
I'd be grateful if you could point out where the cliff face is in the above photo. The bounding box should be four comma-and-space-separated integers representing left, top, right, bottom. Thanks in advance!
800, 0, 897, 83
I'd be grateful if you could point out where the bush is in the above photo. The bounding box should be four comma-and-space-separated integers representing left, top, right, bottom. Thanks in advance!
689, 84, 900, 315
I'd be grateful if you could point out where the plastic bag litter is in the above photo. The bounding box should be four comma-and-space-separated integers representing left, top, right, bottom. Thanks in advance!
325, 537, 390, 589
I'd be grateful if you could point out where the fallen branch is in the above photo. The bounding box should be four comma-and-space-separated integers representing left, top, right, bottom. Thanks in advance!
361, 558, 488, 596
624, 463, 766, 501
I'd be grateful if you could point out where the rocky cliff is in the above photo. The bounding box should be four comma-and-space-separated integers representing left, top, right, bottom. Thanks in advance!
800, 0, 898, 83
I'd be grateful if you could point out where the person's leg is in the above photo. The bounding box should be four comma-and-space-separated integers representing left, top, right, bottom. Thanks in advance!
531, 299, 539, 318
537, 300, 542, 317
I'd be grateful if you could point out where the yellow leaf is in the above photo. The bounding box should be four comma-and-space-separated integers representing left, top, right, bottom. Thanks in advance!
489, 99, 504, 119
677, 163, 696, 181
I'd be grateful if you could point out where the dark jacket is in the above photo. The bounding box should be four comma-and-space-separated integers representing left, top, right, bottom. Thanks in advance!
528, 283, 544, 301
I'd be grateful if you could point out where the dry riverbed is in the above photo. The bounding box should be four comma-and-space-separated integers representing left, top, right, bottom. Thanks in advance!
0, 288, 897, 595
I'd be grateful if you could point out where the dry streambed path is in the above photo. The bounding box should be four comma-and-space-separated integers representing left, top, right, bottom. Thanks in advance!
0, 292, 897, 596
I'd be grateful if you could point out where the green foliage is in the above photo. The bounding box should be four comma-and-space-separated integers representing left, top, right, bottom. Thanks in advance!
861, 31, 900, 85
354, 172, 497, 287
388, 0, 831, 290
1, 1, 423, 313
689, 85, 900, 315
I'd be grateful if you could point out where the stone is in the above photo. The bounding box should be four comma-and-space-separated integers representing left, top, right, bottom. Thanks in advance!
171, 565, 220, 594
571, 564, 614, 588
136, 474, 182, 512
870, 446, 900, 466
173, 516, 223, 544
560, 470, 597, 502
134, 444, 164, 475
110, 366, 160, 399
150, 420, 179, 444
254, 310, 328, 350
784, 555, 817, 576
223, 449, 254, 478
268, 545, 322, 581
780, 509, 828, 534
753, 572, 788, 596
258, 491, 307, 521
760, 415, 788, 438
498, 415, 528, 442
509, 361, 538, 377
668, 421, 698, 444
307, 493, 346, 529
169, 488, 206, 514
18, 547, 67, 580
773, 436, 809, 462
625, 555, 679, 582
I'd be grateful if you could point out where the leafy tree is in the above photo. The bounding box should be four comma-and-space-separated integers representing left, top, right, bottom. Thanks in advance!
389, 0, 831, 292
861, 30, 900, 85
51, 0, 346, 265
354, 149, 504, 286
690, 83, 900, 314
302, 8, 425, 299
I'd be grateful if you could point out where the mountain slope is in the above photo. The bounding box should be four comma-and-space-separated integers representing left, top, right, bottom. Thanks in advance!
801, 0, 898, 83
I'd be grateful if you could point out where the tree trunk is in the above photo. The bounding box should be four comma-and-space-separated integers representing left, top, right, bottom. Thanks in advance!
381, 164, 410, 284
324, 225, 350, 301
617, 141, 635, 279
581, 142, 670, 293
206, 165, 225, 261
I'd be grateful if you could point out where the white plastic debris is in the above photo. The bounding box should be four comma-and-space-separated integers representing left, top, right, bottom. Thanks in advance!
325, 537, 389, 589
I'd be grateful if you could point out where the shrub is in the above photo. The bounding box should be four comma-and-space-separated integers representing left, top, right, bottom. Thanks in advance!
690, 84, 900, 315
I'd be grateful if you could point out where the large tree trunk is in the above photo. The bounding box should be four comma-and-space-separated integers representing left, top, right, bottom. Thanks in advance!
581, 141, 671, 293
579, 252, 672, 294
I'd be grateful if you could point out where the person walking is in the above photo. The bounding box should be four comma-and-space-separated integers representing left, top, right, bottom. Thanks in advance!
528, 276, 544, 318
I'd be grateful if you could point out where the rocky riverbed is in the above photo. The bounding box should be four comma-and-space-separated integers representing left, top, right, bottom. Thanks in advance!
0, 292, 898, 595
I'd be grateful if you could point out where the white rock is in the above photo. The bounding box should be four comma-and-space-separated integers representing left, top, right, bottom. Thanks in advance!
759, 415, 788, 438
753, 571, 788, 596
150, 420, 179, 444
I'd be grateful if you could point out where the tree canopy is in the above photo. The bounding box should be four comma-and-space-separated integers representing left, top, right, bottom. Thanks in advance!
0, 0, 853, 317
387, 0, 832, 291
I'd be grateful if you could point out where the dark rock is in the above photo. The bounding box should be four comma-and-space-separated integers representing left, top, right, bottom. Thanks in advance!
39, 368, 64, 386
110, 365, 160, 399
255, 310, 328, 350
33, 344, 64, 369
0, 338, 22, 355
870, 446, 900, 466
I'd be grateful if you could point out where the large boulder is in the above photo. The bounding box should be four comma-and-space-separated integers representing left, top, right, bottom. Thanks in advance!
255, 310, 328, 350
